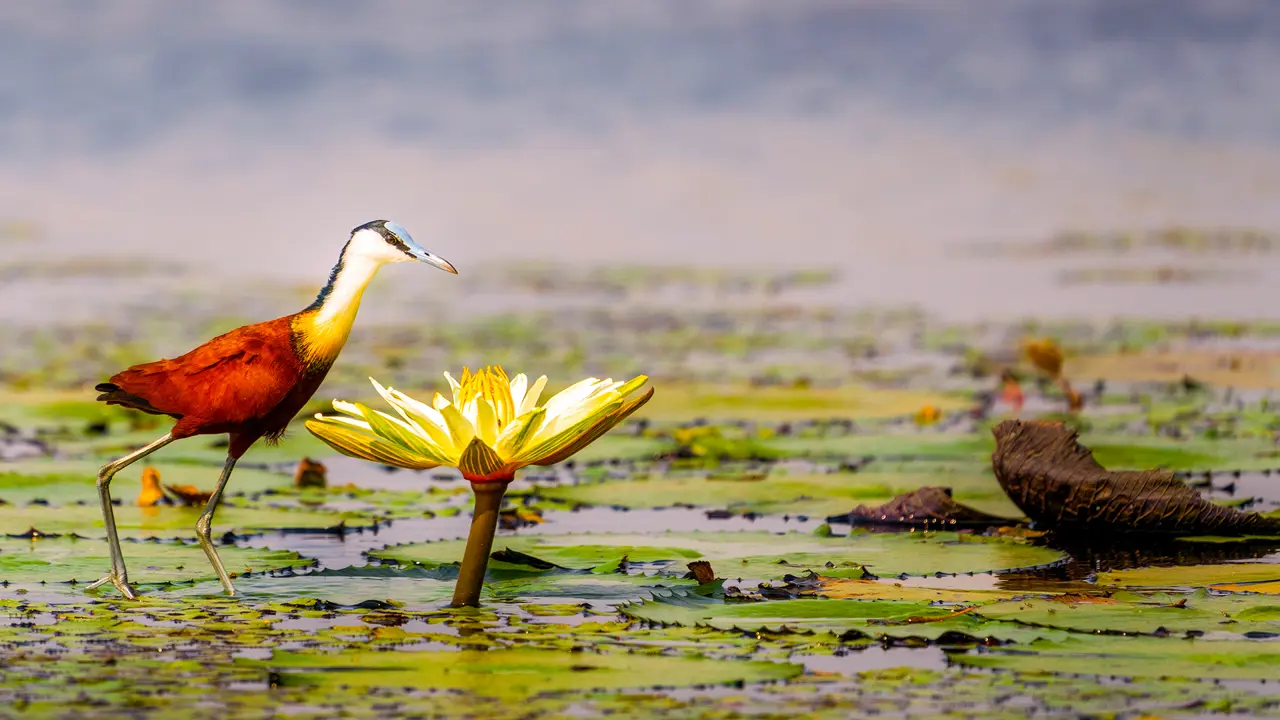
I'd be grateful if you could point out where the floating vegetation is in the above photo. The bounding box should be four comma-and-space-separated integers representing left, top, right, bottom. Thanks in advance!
4, 260, 1280, 716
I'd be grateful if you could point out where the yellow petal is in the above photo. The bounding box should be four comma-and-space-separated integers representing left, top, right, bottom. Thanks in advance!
534, 387, 653, 465
613, 375, 649, 399
383, 388, 457, 457
497, 407, 546, 459
457, 436, 508, 480
432, 392, 450, 411
520, 375, 548, 416
306, 419, 439, 470
526, 384, 619, 445
515, 398, 622, 464
474, 396, 499, 447
437, 399, 476, 449
485, 369, 515, 427
363, 407, 452, 464
540, 377, 604, 418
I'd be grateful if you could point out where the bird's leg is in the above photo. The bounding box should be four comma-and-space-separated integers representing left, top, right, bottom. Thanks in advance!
195, 455, 238, 596
87, 433, 176, 599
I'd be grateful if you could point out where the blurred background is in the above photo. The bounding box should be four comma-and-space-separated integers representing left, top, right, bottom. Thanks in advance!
2, 0, 1279, 392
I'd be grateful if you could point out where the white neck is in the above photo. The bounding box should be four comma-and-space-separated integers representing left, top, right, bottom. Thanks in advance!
295, 243, 388, 364
312, 251, 382, 326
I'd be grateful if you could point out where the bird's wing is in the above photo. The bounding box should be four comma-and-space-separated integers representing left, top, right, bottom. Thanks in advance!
107, 317, 303, 426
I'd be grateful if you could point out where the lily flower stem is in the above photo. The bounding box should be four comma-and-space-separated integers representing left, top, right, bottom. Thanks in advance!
451, 478, 512, 608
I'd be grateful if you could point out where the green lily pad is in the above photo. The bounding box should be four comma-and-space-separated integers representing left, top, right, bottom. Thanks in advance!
164, 566, 693, 608
955, 636, 1280, 680
244, 647, 801, 699
975, 592, 1280, 636
1098, 563, 1280, 589
0, 502, 375, 538
538, 469, 1022, 518
369, 530, 1066, 580
0, 460, 292, 505
620, 590, 1063, 642
0, 537, 312, 585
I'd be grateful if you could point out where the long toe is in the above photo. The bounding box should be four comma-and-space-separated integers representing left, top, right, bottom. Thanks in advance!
111, 576, 138, 600
85, 574, 114, 591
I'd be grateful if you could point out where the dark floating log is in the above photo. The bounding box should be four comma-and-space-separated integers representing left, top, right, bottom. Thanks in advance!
828, 486, 1012, 528
991, 419, 1280, 536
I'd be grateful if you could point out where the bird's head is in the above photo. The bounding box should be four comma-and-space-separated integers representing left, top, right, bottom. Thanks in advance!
349, 219, 458, 274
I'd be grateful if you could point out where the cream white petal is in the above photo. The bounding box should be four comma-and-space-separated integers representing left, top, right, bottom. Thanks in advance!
437, 399, 476, 449
520, 375, 549, 417
527, 390, 621, 446
509, 374, 529, 413
333, 399, 366, 417
539, 377, 604, 419
317, 414, 373, 431
370, 378, 416, 426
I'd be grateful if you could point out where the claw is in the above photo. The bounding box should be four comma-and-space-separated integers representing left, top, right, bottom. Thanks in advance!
86, 573, 138, 600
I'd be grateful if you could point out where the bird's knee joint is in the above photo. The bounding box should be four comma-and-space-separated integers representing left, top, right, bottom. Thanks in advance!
195, 517, 213, 539
96, 468, 115, 489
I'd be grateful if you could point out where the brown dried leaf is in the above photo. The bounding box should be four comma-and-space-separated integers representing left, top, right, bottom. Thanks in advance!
836, 486, 1014, 529
687, 560, 716, 584
163, 484, 213, 507
991, 420, 1280, 535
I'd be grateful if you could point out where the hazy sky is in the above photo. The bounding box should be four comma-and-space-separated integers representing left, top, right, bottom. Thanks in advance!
2, 0, 1277, 319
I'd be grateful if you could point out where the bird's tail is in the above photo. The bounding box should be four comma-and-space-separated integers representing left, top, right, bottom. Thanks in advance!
95, 383, 182, 418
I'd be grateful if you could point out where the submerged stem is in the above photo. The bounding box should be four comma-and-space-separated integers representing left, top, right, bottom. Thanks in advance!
451, 478, 512, 608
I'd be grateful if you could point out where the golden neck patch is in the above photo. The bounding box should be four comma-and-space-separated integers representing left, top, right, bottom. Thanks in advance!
294, 251, 382, 365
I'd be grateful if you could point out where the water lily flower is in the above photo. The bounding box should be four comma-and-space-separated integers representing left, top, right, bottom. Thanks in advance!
305, 366, 653, 608
305, 367, 653, 482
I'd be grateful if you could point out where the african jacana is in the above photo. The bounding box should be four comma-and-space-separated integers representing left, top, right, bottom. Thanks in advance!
90, 220, 456, 598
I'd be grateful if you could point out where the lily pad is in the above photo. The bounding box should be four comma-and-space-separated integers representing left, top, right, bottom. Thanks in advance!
538, 470, 1021, 518
975, 592, 1280, 636
164, 565, 694, 607
0, 537, 311, 585
620, 590, 1063, 642
1214, 580, 1280, 595
637, 383, 969, 421
955, 636, 1280, 680
0, 460, 292, 505
0, 502, 375, 538
369, 530, 1066, 580
1097, 563, 1280, 589
245, 647, 801, 699
810, 578, 1026, 603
